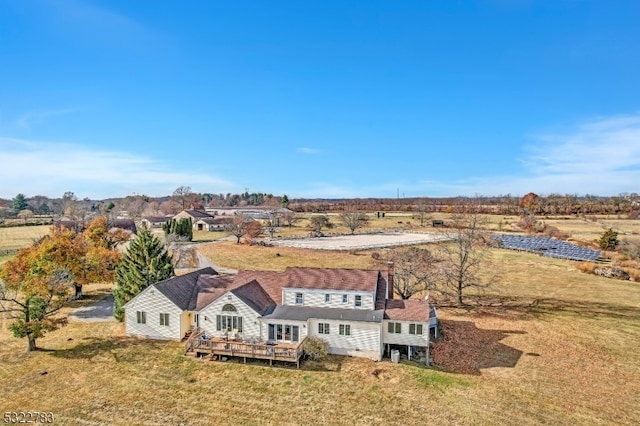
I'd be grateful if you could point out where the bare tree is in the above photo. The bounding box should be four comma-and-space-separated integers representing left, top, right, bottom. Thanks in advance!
244, 221, 263, 244
172, 186, 194, 210
264, 210, 280, 238
225, 214, 253, 244
159, 200, 182, 215
438, 201, 490, 306
381, 247, 440, 299
61, 191, 85, 220
414, 201, 432, 227
308, 215, 333, 236
340, 209, 369, 234
281, 210, 299, 228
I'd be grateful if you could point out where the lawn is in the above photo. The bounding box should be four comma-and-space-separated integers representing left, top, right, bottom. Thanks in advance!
1, 217, 639, 424
0, 225, 50, 251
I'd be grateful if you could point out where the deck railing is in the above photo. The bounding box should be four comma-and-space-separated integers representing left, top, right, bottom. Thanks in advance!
184, 327, 204, 353
189, 336, 307, 361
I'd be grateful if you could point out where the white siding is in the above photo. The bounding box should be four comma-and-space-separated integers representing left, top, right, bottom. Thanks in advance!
124, 288, 183, 340
283, 289, 375, 310
308, 319, 382, 361
198, 292, 262, 340
382, 320, 429, 347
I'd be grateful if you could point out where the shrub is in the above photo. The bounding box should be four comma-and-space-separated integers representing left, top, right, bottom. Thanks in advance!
599, 228, 619, 250
577, 262, 597, 274
303, 336, 329, 362
619, 240, 640, 261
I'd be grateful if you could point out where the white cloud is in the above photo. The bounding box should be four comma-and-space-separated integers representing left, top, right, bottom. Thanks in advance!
0, 137, 237, 199
411, 113, 640, 197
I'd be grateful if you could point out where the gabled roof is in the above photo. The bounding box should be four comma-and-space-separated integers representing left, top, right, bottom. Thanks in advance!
285, 267, 380, 292
231, 280, 276, 315
128, 266, 432, 324
190, 275, 236, 311
154, 267, 218, 310
182, 209, 214, 219
233, 270, 285, 305
211, 217, 235, 225
384, 299, 430, 322
195, 217, 218, 224
143, 216, 171, 223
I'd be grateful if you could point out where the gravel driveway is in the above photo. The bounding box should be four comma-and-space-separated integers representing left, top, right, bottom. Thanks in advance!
69, 294, 115, 322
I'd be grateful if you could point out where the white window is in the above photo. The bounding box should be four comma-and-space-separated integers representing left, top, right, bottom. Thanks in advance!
318, 323, 330, 334
216, 315, 243, 332
342, 294, 348, 304
409, 324, 424, 335
159, 313, 169, 326
268, 324, 300, 342
325, 294, 331, 303
354, 295, 362, 308
295, 292, 303, 305
339, 324, 351, 336
387, 322, 401, 334
136, 311, 146, 324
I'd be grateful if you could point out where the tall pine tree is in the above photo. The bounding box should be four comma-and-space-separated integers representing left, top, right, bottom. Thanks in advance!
112, 227, 174, 321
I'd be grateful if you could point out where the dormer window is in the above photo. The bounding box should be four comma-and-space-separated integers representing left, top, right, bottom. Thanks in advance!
295, 292, 303, 305
325, 294, 331, 303
355, 295, 362, 308
342, 294, 348, 304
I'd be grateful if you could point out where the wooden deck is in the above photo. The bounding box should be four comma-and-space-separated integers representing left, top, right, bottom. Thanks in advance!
184, 329, 306, 368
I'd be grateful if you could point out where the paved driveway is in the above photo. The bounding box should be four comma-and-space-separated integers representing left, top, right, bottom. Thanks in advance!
69, 294, 115, 322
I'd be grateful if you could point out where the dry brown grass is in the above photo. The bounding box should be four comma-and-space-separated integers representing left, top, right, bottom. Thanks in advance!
197, 241, 376, 271
2, 218, 640, 424
0, 225, 50, 251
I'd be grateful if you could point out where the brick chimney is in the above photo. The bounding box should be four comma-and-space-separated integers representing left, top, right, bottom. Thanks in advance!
387, 261, 394, 300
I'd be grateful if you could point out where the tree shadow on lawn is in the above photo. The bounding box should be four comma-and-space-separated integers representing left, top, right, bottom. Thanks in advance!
47, 337, 343, 372
437, 295, 640, 322
431, 319, 525, 376
47, 336, 173, 362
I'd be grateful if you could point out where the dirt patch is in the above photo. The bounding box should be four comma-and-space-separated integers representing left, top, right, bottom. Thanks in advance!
269, 232, 450, 251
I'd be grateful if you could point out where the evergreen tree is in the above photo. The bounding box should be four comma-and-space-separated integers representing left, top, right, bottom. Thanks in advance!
599, 228, 619, 250
12, 193, 28, 211
162, 217, 193, 241
112, 227, 174, 321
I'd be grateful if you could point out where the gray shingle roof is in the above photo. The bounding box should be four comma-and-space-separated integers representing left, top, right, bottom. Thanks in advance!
264, 305, 384, 323
232, 279, 276, 315
154, 267, 217, 310
185, 209, 214, 219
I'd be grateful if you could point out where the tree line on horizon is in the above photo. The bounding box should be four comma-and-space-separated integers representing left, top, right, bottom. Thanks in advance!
2, 188, 640, 220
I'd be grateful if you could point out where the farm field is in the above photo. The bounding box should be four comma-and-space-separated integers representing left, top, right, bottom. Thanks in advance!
1, 234, 640, 424
0, 225, 50, 251
1, 215, 639, 424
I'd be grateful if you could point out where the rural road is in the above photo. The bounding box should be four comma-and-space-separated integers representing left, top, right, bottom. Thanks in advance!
69, 294, 116, 322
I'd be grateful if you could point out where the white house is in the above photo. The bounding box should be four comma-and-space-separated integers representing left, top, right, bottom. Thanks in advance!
123, 265, 437, 365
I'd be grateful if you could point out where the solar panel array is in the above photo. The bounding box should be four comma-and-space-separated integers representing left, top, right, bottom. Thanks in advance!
491, 234, 601, 261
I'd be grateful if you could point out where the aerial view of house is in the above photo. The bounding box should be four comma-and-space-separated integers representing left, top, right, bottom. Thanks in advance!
123, 265, 437, 366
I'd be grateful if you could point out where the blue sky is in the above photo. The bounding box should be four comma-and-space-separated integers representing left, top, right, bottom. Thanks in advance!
1, 0, 639, 200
